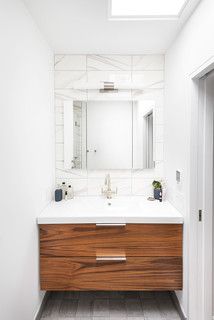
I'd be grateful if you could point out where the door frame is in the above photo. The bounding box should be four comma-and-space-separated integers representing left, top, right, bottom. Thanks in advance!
189, 56, 214, 320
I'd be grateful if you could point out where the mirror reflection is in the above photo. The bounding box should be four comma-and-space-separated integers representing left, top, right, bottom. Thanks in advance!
64, 100, 155, 171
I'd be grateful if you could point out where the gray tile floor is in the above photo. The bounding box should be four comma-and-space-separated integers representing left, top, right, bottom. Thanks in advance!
41, 291, 181, 320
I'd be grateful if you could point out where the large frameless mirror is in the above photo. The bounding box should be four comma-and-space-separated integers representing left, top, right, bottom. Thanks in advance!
64, 99, 155, 171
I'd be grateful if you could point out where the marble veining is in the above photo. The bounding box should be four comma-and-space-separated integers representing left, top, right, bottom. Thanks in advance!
132, 55, 165, 71
55, 71, 87, 89
131, 71, 164, 89
87, 54, 132, 71
55, 55, 87, 70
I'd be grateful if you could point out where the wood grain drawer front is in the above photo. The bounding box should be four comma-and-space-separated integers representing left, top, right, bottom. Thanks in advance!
40, 224, 182, 257
40, 256, 182, 291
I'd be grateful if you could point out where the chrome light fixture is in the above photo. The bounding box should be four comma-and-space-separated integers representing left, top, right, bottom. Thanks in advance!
99, 81, 118, 93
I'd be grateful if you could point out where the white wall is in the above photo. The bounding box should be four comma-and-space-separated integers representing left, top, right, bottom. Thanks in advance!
0, 1, 54, 319
165, 0, 214, 316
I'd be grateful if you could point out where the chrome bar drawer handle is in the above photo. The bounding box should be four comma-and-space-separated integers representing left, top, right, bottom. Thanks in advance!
96, 256, 126, 261
95, 223, 126, 227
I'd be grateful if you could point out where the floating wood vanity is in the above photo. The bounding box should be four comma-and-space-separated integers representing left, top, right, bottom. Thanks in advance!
38, 198, 183, 291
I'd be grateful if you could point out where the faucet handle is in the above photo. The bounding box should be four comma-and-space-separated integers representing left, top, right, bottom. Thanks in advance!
105, 174, 110, 185
104, 175, 108, 185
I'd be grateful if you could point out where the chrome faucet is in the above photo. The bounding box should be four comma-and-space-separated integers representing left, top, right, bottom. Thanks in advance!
102, 174, 117, 199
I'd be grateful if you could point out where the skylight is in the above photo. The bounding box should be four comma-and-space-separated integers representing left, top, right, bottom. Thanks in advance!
110, 0, 189, 19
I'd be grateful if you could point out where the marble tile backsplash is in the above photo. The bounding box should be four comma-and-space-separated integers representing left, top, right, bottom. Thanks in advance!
55, 55, 164, 197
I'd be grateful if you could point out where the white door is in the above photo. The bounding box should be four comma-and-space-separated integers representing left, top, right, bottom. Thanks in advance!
197, 71, 214, 320
87, 100, 132, 170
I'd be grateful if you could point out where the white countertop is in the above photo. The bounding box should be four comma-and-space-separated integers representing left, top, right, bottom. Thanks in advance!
37, 196, 183, 224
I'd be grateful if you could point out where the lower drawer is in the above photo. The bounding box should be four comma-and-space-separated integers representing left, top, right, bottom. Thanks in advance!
40, 256, 182, 291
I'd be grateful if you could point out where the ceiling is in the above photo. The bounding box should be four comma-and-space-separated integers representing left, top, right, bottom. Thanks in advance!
23, 0, 201, 54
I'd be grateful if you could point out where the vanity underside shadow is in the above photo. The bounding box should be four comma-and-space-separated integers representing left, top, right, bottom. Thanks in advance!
40, 291, 181, 319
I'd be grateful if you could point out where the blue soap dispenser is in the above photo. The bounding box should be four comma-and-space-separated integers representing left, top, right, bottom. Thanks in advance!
55, 184, 63, 202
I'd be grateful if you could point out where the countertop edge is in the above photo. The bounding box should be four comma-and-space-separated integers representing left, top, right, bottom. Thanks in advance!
37, 217, 184, 224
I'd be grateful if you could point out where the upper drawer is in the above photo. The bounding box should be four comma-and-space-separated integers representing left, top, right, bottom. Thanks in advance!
40, 224, 182, 257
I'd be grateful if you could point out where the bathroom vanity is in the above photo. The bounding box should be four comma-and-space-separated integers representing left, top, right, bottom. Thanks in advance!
38, 197, 183, 291
45, 54, 175, 291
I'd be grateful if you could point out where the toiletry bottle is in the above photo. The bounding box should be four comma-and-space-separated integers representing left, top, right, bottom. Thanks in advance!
67, 185, 74, 200
159, 190, 162, 202
61, 182, 67, 199
64, 191, 68, 201
55, 184, 62, 202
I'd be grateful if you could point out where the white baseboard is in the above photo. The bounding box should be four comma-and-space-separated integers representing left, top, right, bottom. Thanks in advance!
34, 292, 50, 320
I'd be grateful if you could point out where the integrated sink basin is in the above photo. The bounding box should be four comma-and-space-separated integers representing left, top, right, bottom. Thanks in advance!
37, 196, 183, 224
